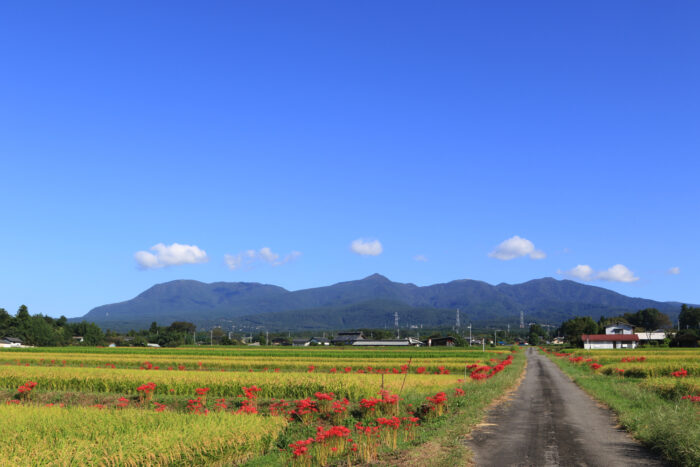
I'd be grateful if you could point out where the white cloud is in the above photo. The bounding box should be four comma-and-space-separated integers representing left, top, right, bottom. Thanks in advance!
413, 254, 428, 262
224, 247, 301, 270
559, 263, 639, 283
597, 264, 639, 283
134, 243, 208, 269
351, 238, 383, 256
668, 266, 680, 275
559, 264, 595, 281
489, 236, 546, 260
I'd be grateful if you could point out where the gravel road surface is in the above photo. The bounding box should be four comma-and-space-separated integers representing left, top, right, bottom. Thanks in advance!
467, 347, 667, 467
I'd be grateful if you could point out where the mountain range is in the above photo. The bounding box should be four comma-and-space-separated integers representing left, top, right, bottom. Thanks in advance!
75, 274, 684, 332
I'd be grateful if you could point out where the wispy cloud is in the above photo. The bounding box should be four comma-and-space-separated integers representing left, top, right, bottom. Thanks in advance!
668, 266, 680, 275
224, 247, 301, 270
134, 243, 208, 269
559, 263, 639, 283
413, 254, 428, 262
489, 236, 545, 260
351, 238, 383, 256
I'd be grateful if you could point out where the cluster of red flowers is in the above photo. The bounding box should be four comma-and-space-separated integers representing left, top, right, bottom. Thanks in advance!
468, 354, 514, 380
454, 387, 466, 397
671, 368, 688, 378
136, 382, 156, 393
187, 397, 208, 415
140, 361, 160, 370
590, 363, 603, 370
153, 401, 167, 412
17, 381, 37, 397
681, 395, 700, 402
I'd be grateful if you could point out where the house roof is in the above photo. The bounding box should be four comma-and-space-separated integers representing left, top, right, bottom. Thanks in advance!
2, 337, 22, 343
310, 337, 330, 343
582, 334, 639, 342
605, 323, 633, 328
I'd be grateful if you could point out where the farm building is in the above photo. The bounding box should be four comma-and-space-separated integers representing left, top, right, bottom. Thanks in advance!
635, 331, 667, 343
0, 337, 23, 348
581, 333, 639, 350
352, 337, 424, 347
332, 332, 365, 345
427, 336, 456, 346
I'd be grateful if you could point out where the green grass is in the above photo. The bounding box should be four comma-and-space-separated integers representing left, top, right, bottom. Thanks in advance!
545, 350, 700, 466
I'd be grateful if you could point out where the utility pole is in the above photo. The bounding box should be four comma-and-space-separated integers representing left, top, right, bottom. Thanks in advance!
266, 331, 269, 346
468, 323, 472, 347
210, 329, 213, 346
394, 312, 400, 339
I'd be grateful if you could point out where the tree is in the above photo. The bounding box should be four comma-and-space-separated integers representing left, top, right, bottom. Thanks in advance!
624, 308, 671, 340
679, 304, 700, 330
559, 316, 598, 347
529, 324, 546, 346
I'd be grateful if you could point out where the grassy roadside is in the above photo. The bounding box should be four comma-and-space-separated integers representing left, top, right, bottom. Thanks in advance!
544, 350, 699, 466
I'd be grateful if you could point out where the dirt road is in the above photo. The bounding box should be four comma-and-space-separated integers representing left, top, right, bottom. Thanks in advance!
467, 347, 667, 467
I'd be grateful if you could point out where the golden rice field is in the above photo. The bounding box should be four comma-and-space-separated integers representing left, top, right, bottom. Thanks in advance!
0, 346, 525, 466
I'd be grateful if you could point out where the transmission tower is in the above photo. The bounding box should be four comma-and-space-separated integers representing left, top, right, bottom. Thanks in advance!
394, 312, 399, 339
520, 310, 525, 329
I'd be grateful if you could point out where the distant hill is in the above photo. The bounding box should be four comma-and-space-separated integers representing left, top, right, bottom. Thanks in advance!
75, 274, 684, 332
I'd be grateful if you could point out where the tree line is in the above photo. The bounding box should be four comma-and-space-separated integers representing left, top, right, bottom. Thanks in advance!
0, 305, 104, 346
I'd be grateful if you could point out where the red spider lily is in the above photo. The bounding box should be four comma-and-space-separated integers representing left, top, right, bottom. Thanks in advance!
313, 392, 334, 401
214, 398, 228, 410
671, 368, 688, 377
426, 392, 448, 415
153, 401, 167, 412
454, 388, 466, 397
187, 397, 208, 415
308, 365, 316, 372
117, 397, 130, 408
237, 399, 258, 414
416, 367, 426, 374
195, 387, 210, 396
590, 363, 603, 370
136, 382, 157, 404
242, 385, 262, 399
681, 395, 700, 402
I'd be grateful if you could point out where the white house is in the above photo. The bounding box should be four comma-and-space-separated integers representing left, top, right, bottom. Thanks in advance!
582, 333, 639, 350
605, 323, 634, 335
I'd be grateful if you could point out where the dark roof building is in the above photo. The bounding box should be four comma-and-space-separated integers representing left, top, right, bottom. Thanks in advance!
332, 332, 365, 345
427, 336, 457, 346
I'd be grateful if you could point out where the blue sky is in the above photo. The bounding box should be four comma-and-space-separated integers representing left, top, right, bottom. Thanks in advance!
1, 1, 698, 318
